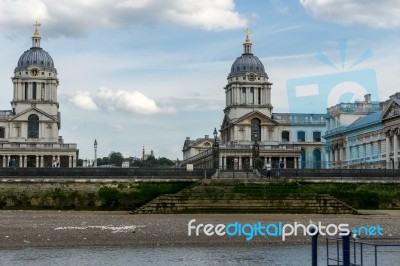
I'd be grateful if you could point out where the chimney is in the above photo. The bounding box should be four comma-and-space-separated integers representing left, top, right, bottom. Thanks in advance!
205, 135, 209, 139
364, 94, 371, 103
186, 137, 190, 140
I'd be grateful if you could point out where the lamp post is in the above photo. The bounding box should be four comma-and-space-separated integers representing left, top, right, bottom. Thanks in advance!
213, 128, 219, 169
94, 139, 98, 167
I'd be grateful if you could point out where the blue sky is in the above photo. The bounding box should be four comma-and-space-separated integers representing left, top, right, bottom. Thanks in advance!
0, 0, 399, 160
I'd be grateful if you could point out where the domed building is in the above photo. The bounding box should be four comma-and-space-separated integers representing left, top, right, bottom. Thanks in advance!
182, 32, 327, 170
0, 23, 78, 168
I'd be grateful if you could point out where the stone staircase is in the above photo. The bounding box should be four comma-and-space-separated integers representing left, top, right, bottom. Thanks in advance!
131, 183, 358, 214
216, 171, 259, 179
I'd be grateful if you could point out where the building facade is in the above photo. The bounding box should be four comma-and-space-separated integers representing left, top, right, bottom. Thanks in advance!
0, 24, 78, 168
182, 34, 327, 170
324, 93, 400, 169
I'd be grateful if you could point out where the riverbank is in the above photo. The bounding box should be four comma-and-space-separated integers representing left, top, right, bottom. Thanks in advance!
0, 211, 399, 249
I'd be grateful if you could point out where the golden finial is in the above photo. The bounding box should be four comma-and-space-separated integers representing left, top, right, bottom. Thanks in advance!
244, 28, 252, 44
33, 21, 41, 38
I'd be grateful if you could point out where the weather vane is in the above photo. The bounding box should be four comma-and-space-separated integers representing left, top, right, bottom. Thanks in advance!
33, 21, 41, 36
244, 28, 252, 43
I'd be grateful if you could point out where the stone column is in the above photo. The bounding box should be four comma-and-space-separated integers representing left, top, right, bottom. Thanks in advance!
219, 156, 223, 170
325, 149, 330, 168
283, 157, 287, 168
52, 156, 55, 168
69, 156, 72, 168
73, 156, 77, 168
2, 156, 6, 168
334, 149, 338, 168
249, 157, 253, 168
7, 156, 11, 167
238, 156, 242, 170
40, 156, 44, 168
19, 156, 23, 167
294, 157, 298, 169
223, 157, 226, 170
339, 147, 343, 168
394, 131, 399, 169
386, 133, 391, 169
298, 156, 302, 169
24, 156, 27, 168
36, 156, 39, 168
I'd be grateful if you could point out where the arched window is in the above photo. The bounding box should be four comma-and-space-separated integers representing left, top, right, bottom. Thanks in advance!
282, 131, 290, 142
202, 142, 211, 149
28, 114, 39, 138
0, 127, 5, 138
313, 149, 321, 168
251, 118, 261, 141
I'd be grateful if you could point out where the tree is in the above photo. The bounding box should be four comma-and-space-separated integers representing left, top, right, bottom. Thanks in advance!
97, 157, 109, 166
108, 151, 124, 166
131, 156, 175, 168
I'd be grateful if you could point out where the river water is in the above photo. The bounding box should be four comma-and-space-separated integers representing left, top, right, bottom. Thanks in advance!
0, 245, 398, 265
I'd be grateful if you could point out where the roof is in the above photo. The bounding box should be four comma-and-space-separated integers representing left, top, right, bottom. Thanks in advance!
15, 47, 56, 72
228, 54, 267, 78
346, 111, 382, 131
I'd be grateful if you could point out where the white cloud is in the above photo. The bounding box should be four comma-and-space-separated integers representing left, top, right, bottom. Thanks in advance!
69, 91, 99, 111
0, 0, 248, 37
300, 0, 400, 28
113, 124, 123, 130
70, 87, 176, 115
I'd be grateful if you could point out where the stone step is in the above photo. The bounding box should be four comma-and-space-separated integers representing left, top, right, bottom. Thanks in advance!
131, 183, 358, 215
134, 207, 356, 214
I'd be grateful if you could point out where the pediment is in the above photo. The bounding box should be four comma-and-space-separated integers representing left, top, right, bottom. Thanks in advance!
10, 107, 58, 122
382, 99, 400, 121
234, 111, 279, 126
221, 114, 232, 129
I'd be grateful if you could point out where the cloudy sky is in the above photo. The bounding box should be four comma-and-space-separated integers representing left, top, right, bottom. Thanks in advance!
0, 0, 399, 160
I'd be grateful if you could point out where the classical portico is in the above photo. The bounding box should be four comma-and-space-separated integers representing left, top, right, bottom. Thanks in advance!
382, 95, 400, 169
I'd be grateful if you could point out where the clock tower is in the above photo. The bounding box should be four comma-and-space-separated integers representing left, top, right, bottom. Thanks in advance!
0, 22, 78, 168
11, 22, 59, 119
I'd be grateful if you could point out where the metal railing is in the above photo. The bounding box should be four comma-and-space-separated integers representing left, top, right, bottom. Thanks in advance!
0, 167, 216, 179
326, 236, 400, 266
258, 168, 400, 179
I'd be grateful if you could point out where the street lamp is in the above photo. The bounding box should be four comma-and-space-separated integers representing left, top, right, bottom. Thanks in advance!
94, 139, 98, 167
213, 128, 218, 142
213, 128, 219, 169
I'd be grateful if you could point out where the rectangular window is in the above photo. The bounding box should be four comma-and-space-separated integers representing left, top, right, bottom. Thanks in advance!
250, 87, 254, 104
241, 87, 246, 104
0, 127, 5, 138
297, 131, 305, 142
24, 82, 28, 100
41, 83, 45, 100
258, 88, 261, 104
313, 131, 321, 142
282, 131, 290, 142
32, 82, 37, 100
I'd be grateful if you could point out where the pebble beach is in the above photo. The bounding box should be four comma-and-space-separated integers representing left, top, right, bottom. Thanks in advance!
0, 210, 399, 249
